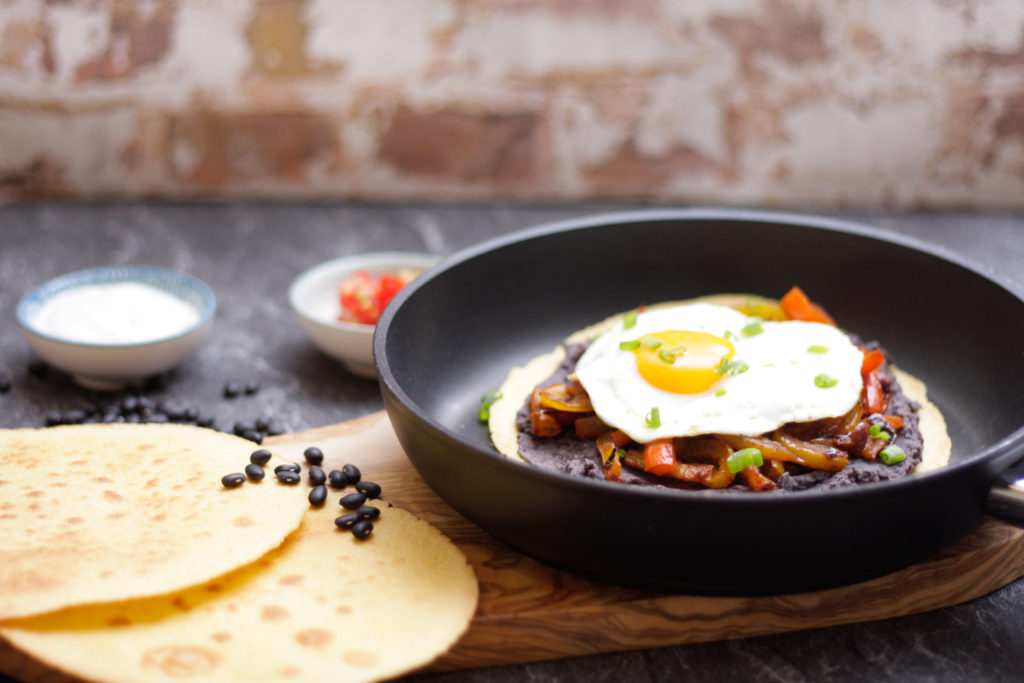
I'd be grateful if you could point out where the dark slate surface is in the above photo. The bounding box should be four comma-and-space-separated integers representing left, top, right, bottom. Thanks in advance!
1, 202, 1023, 682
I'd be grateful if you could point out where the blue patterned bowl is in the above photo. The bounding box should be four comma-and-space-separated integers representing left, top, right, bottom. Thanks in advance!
16, 266, 216, 390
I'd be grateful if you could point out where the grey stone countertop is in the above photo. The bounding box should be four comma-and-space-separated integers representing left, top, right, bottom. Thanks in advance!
1, 202, 1024, 682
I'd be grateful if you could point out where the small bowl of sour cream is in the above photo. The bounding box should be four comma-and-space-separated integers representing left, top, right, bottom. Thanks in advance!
16, 265, 216, 391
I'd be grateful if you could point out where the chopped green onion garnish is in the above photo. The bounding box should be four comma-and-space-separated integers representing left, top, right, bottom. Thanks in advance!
623, 311, 638, 329
657, 345, 686, 363
814, 373, 838, 388
478, 390, 503, 422
727, 448, 764, 474
741, 317, 764, 337
807, 345, 830, 354
644, 407, 661, 429
641, 337, 662, 349
868, 424, 891, 441
724, 330, 738, 341
715, 389, 728, 397
716, 358, 750, 376
879, 444, 907, 465
619, 340, 641, 351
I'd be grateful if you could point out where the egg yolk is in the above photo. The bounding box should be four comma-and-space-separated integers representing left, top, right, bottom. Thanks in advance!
633, 330, 734, 394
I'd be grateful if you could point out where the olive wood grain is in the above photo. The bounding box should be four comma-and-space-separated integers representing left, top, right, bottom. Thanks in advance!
2, 413, 1022, 682
265, 412, 1024, 672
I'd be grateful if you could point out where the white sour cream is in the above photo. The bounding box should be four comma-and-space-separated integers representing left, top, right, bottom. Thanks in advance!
32, 282, 202, 344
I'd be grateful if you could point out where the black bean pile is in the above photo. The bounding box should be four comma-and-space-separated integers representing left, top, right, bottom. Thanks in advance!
221, 445, 384, 540
11, 360, 282, 444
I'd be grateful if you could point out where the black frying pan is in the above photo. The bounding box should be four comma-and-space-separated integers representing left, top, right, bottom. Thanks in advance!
375, 209, 1024, 595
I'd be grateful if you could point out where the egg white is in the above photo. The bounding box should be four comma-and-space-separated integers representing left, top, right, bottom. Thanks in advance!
574, 302, 864, 443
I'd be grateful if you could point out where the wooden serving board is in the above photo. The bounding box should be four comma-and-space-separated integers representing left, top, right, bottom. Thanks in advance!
265, 412, 1024, 672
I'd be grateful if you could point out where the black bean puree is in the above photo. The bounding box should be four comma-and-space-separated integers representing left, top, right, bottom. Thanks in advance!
516, 339, 924, 493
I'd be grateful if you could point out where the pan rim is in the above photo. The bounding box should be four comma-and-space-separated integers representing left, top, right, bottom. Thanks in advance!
375, 207, 1024, 506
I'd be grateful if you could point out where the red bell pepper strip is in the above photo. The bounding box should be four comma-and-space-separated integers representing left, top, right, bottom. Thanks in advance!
780, 286, 837, 326
643, 438, 677, 476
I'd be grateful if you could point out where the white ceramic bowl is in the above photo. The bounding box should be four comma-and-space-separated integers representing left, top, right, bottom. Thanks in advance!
16, 266, 216, 391
288, 251, 439, 378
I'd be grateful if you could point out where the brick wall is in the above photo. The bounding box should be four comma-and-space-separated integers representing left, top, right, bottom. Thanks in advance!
2, 0, 1023, 207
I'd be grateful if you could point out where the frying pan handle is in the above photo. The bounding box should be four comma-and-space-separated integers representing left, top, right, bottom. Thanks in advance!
985, 459, 1024, 527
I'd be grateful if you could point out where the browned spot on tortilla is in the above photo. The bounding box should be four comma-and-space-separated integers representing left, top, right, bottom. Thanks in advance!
152, 513, 167, 522
0, 513, 16, 520
104, 490, 123, 502
107, 614, 131, 627
204, 582, 224, 592
335, 605, 353, 614
278, 574, 304, 586
279, 666, 303, 677
261, 605, 289, 621
211, 632, 231, 643
66, 517, 84, 525
107, 511, 126, 519
172, 596, 190, 611
145, 478, 160, 488
233, 516, 254, 528
92, 476, 114, 484
343, 649, 379, 667
141, 645, 220, 677
295, 628, 332, 648
70, 459, 87, 466
26, 490, 45, 498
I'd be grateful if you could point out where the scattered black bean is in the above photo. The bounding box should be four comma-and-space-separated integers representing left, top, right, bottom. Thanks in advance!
244, 463, 265, 481
27, 360, 48, 379
340, 492, 367, 509
241, 429, 263, 444
355, 481, 381, 499
356, 505, 380, 520
341, 463, 361, 485
308, 484, 328, 506
351, 520, 374, 539
184, 406, 200, 421
245, 380, 261, 395
250, 449, 272, 466
222, 472, 246, 488
125, 413, 141, 423
275, 469, 301, 484
147, 413, 169, 424
197, 416, 215, 428
137, 396, 155, 412
233, 421, 253, 436
159, 401, 186, 420
308, 465, 326, 486
224, 382, 242, 398
121, 395, 139, 412
0, 372, 11, 393
274, 463, 301, 474
328, 469, 347, 488
303, 447, 324, 466
334, 513, 360, 529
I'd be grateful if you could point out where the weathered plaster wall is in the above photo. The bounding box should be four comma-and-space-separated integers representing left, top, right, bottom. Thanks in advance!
2, 0, 1023, 207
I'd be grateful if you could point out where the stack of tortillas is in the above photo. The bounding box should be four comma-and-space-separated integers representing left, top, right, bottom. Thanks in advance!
0, 423, 478, 682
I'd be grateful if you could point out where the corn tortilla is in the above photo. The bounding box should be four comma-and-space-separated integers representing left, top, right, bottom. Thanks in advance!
0, 424, 308, 620
489, 294, 951, 474
0, 502, 478, 683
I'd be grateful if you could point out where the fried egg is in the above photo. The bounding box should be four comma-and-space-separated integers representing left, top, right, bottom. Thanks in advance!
574, 302, 863, 443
